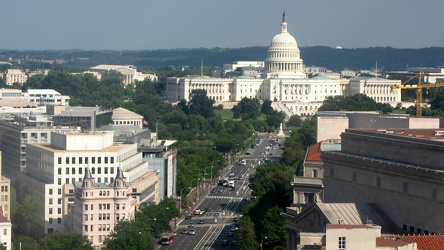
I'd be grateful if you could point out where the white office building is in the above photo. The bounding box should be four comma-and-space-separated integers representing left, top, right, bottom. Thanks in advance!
20, 131, 150, 233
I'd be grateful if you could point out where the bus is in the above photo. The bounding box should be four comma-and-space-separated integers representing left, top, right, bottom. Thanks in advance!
160, 233, 175, 245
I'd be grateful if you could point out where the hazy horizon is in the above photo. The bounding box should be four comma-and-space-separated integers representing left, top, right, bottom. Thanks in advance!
1, 0, 443, 51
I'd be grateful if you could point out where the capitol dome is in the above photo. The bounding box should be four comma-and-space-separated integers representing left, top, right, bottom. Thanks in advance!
263, 13, 306, 79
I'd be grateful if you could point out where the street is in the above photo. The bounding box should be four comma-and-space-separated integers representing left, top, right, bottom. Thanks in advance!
161, 134, 284, 249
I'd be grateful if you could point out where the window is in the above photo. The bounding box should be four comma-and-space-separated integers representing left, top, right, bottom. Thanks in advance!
72, 157, 76, 164
92, 157, 95, 164
65, 168, 69, 174
79, 157, 83, 164
98, 167, 101, 174
105, 167, 108, 174
58, 208, 61, 214
313, 170, 318, 178
98, 157, 101, 164
105, 157, 108, 164
49, 198, 53, 204
49, 218, 52, 224
58, 198, 62, 205
72, 167, 75, 174
58, 218, 61, 224
92, 168, 95, 174
49, 208, 53, 214
58, 189, 62, 195
3, 229, 6, 235
111, 167, 114, 174
58, 168, 62, 175
339, 237, 346, 250
58, 157, 62, 164
66, 157, 69, 164
49, 189, 53, 195
111, 157, 114, 163
79, 167, 83, 175
58, 178, 61, 185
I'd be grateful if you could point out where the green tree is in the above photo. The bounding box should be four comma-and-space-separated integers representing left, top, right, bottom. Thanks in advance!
14, 193, 43, 239
237, 216, 258, 250
286, 114, 302, 128
188, 89, 215, 118
39, 232, 93, 250
232, 98, 261, 120
319, 94, 377, 111
13, 236, 40, 250
103, 220, 154, 250
261, 99, 274, 115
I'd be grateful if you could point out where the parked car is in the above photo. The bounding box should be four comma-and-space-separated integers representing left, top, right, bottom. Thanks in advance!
211, 188, 217, 193
188, 229, 196, 235
222, 239, 228, 246
198, 220, 204, 224
180, 229, 188, 234
233, 217, 239, 222
185, 215, 192, 220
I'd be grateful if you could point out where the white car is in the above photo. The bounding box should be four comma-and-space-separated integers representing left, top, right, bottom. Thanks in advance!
188, 229, 196, 235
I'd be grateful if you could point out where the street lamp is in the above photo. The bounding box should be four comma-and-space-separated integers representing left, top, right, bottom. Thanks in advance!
179, 187, 187, 213
189, 178, 200, 207
261, 236, 267, 250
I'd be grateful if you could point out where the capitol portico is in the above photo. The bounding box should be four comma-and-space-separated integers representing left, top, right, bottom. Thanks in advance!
166, 14, 401, 116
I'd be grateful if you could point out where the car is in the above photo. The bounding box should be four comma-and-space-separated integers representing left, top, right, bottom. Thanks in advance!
211, 188, 217, 193
233, 217, 239, 222
188, 229, 196, 235
203, 207, 209, 212
222, 239, 228, 246
230, 226, 238, 232
218, 188, 224, 193
180, 229, 188, 234
227, 231, 234, 237
185, 215, 192, 220
198, 220, 204, 224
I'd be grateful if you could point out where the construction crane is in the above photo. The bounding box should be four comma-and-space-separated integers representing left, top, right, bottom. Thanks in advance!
392, 71, 444, 116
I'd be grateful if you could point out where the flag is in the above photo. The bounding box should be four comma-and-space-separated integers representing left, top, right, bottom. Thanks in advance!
143, 120, 149, 125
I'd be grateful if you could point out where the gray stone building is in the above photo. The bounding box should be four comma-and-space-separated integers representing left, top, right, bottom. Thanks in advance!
322, 128, 444, 235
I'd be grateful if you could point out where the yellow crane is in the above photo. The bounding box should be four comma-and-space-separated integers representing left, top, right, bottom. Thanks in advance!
392, 71, 444, 116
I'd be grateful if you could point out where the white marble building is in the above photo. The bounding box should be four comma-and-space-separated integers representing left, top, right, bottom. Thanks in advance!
166, 14, 401, 116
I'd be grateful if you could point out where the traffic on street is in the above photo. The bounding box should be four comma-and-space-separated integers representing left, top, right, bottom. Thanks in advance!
160, 134, 284, 249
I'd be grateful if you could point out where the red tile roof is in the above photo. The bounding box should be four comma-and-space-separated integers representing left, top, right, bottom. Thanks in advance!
376, 237, 412, 247
327, 224, 373, 229
306, 142, 322, 161
381, 235, 444, 250
0, 206, 9, 223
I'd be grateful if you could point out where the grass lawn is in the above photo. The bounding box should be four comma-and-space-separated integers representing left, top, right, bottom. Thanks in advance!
215, 109, 233, 120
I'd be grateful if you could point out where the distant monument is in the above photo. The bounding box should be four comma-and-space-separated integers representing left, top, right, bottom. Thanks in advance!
277, 123, 285, 137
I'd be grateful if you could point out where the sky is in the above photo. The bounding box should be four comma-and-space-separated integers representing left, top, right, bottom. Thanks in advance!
1, 0, 444, 51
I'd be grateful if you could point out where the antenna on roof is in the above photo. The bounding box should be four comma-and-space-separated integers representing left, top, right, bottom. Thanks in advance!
201, 60, 204, 76
375, 61, 378, 79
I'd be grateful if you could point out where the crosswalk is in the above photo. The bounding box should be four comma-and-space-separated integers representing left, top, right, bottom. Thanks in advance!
206, 196, 243, 200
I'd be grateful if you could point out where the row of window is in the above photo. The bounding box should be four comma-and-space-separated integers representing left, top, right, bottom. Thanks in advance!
83, 213, 111, 221
402, 224, 435, 235
57, 156, 115, 165
84, 224, 111, 232
48, 217, 62, 224
49, 207, 62, 215
83, 203, 126, 211
0, 185, 7, 192
58, 177, 114, 185
58, 166, 115, 175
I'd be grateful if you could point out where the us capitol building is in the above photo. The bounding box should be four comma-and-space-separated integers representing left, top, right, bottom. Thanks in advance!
166, 14, 401, 116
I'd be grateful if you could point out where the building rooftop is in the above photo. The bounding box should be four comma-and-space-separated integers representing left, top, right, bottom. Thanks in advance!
360, 128, 444, 141
381, 235, 444, 250
327, 224, 373, 229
